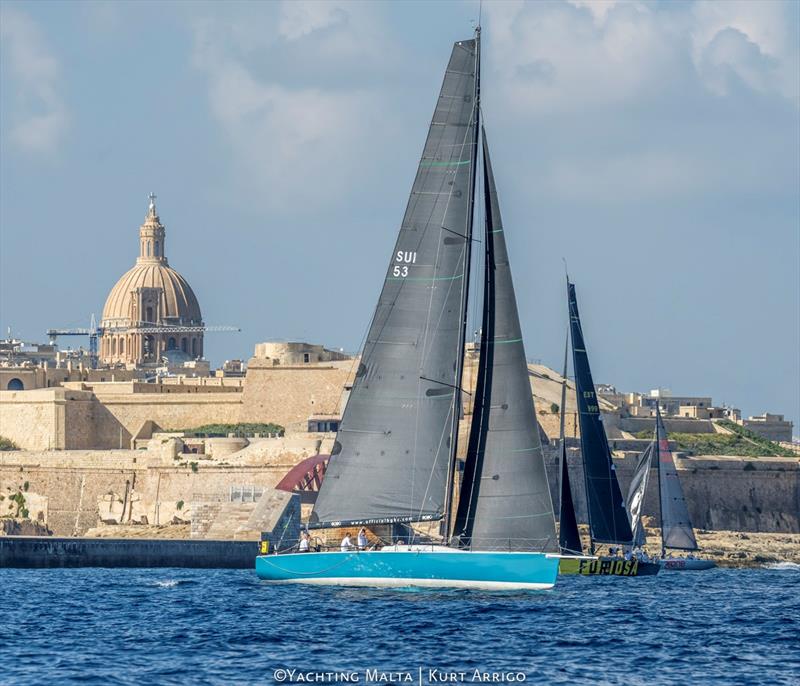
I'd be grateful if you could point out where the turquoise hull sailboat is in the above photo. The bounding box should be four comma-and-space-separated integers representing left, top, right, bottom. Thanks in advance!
257, 29, 560, 590
256, 548, 559, 590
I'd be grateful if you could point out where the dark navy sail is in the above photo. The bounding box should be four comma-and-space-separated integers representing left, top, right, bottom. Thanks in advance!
311, 37, 480, 528
453, 131, 557, 552
568, 282, 633, 545
558, 333, 582, 554
656, 408, 699, 551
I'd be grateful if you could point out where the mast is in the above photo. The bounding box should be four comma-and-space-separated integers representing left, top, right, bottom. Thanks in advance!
443, 25, 481, 541
656, 408, 665, 558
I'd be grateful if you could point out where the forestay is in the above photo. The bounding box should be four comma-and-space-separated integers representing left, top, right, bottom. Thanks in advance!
310, 38, 479, 528
453, 131, 557, 553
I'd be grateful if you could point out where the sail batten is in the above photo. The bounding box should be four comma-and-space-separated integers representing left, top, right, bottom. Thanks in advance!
310, 37, 479, 529
452, 130, 558, 553
568, 282, 634, 546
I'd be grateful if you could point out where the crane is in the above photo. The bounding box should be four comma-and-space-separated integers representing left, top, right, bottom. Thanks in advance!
47, 316, 240, 369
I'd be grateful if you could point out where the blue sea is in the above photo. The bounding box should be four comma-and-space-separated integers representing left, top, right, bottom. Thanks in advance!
1, 566, 798, 685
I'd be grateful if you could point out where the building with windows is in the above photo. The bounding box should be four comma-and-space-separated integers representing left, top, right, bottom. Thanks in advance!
99, 195, 203, 367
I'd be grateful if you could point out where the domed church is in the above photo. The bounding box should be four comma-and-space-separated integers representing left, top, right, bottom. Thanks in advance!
100, 194, 203, 367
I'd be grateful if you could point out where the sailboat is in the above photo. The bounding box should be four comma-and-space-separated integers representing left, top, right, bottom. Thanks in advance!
558, 280, 660, 576
255, 28, 561, 590
627, 408, 716, 571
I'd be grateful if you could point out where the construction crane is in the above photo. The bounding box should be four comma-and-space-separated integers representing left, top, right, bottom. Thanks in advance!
47, 316, 240, 369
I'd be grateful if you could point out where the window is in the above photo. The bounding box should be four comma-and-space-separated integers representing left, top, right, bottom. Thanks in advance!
192, 339, 197, 357
168, 337, 177, 350
154, 240, 159, 256
146, 306, 153, 322
303, 353, 310, 363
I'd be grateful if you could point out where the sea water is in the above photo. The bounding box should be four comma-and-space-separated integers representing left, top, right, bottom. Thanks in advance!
0, 566, 797, 685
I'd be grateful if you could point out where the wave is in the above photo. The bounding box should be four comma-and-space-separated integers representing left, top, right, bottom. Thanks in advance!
764, 562, 800, 570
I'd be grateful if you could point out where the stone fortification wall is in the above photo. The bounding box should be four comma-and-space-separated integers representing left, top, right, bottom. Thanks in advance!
0, 439, 313, 536
0, 386, 242, 451
548, 450, 799, 534
239, 360, 355, 432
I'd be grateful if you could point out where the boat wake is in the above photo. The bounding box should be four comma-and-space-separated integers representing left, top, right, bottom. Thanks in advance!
764, 561, 800, 571
151, 579, 181, 588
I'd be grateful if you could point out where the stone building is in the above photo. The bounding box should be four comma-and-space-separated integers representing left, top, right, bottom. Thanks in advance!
99, 195, 203, 366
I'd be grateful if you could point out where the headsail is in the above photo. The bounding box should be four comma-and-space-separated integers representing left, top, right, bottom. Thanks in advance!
452, 130, 557, 553
568, 282, 633, 545
310, 37, 480, 528
558, 331, 583, 554
626, 442, 654, 549
656, 408, 699, 551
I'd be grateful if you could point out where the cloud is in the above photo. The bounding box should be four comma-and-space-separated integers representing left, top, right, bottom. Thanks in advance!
480, 0, 799, 202
0, 6, 69, 153
190, 1, 397, 213
278, 1, 346, 41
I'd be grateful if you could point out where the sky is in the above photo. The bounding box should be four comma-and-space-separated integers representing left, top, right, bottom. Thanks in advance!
1, 0, 798, 431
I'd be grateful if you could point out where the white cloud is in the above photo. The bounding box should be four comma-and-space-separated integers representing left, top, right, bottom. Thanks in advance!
484, 0, 799, 113
278, 0, 346, 41
691, 0, 799, 102
0, 6, 69, 153
191, 6, 391, 213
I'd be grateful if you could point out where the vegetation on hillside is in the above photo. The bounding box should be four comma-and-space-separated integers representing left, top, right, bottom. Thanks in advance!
165, 423, 285, 438
635, 420, 795, 457
0, 436, 19, 451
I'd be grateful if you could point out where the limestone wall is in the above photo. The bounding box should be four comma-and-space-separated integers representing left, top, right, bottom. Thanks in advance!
0, 446, 303, 536
0, 387, 242, 451
239, 360, 355, 432
549, 451, 799, 534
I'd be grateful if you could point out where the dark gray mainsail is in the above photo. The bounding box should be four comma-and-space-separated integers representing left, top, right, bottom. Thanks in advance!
626, 442, 654, 549
568, 282, 633, 546
310, 37, 480, 528
452, 131, 558, 552
656, 408, 699, 551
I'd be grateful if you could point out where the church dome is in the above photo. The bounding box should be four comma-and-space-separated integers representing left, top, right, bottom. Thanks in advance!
101, 262, 202, 327
99, 195, 204, 367
100, 195, 202, 328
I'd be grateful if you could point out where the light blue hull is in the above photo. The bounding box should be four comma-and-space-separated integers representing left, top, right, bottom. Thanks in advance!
255, 548, 560, 590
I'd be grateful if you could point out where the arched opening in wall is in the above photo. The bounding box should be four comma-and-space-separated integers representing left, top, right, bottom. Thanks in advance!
144, 335, 155, 359
146, 306, 153, 322
192, 339, 197, 357
119, 338, 125, 355
181, 338, 188, 353
7, 378, 24, 391
154, 240, 159, 257
146, 242, 151, 257
168, 337, 177, 350
112, 339, 117, 356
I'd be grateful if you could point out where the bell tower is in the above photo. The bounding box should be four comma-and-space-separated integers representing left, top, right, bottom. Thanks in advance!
138, 193, 167, 264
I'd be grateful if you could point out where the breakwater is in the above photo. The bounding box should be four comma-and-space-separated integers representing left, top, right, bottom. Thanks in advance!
0, 536, 256, 568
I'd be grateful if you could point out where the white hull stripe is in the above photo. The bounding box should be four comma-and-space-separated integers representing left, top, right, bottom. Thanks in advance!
261, 577, 554, 591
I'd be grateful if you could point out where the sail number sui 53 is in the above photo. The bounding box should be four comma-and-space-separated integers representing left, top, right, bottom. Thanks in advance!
392, 251, 417, 278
